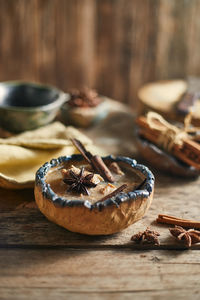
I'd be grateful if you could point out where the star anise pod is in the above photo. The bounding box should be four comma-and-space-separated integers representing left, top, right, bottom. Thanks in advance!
131, 227, 160, 245
63, 167, 97, 195
169, 225, 200, 248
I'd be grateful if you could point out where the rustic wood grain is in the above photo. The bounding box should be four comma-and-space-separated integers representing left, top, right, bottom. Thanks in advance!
1, 173, 200, 250
0, 249, 200, 298
1, 289, 200, 300
0, 0, 200, 107
1, 108, 200, 250
0, 101, 200, 297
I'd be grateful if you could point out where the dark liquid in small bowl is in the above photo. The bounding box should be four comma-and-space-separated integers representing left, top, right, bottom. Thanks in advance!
0, 82, 59, 108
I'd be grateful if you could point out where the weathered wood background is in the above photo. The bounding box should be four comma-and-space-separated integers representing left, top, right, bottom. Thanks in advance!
0, 0, 200, 107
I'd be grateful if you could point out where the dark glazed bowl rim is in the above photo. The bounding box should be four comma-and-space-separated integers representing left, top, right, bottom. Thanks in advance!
0, 80, 68, 112
35, 154, 155, 210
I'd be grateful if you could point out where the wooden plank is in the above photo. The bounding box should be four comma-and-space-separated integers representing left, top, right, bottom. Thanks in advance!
0, 108, 200, 249
0, 0, 38, 82
54, 0, 96, 91
1, 289, 200, 300
1, 171, 200, 249
128, 0, 159, 107
0, 249, 200, 294
156, 0, 200, 79
34, 0, 57, 85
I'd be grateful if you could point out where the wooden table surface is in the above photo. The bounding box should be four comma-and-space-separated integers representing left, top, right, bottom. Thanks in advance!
1, 106, 200, 299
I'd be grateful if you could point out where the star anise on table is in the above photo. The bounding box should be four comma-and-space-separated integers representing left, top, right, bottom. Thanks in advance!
169, 225, 200, 248
131, 227, 160, 246
63, 167, 97, 195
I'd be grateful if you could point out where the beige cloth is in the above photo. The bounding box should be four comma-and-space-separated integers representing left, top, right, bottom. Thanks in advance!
0, 122, 104, 189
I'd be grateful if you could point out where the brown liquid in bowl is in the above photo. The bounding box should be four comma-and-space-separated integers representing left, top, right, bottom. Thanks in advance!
46, 160, 144, 204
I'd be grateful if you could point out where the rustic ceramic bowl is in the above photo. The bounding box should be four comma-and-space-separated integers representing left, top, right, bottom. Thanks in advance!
34, 154, 155, 235
0, 81, 68, 132
136, 135, 199, 178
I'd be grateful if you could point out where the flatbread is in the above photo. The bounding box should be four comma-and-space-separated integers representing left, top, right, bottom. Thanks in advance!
0, 122, 105, 189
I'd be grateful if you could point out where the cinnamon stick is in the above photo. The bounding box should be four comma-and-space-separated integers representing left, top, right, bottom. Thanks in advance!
71, 138, 92, 163
98, 178, 146, 203
137, 115, 200, 170
157, 214, 200, 229
98, 184, 127, 202
90, 155, 115, 183
134, 178, 146, 190
71, 138, 114, 182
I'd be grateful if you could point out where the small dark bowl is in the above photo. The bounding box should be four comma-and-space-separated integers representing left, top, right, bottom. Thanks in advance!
0, 81, 68, 132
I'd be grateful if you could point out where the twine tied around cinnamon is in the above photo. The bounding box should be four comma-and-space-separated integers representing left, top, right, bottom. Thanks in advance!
146, 112, 192, 152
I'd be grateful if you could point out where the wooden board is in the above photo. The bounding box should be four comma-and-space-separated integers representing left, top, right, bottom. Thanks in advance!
1, 108, 200, 250
1, 107, 200, 298
1, 171, 200, 250
1, 249, 200, 299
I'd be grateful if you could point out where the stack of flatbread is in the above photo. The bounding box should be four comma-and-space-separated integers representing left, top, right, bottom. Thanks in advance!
0, 122, 104, 189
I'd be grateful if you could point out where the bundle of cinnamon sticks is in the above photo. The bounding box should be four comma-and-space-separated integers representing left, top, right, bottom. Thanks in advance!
136, 112, 200, 170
